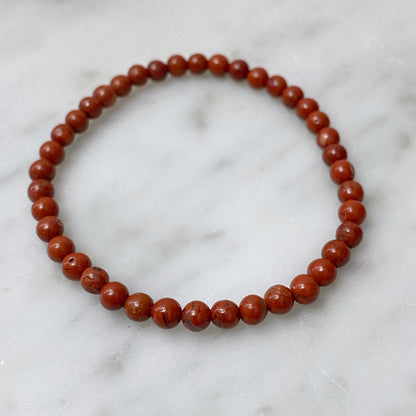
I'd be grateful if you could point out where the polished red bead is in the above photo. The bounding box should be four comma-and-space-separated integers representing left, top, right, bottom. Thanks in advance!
316, 127, 340, 148
65, 110, 89, 133
266, 75, 287, 97
188, 54, 208, 74
281, 86, 304, 107
80, 267, 109, 294
100, 281, 129, 311
29, 159, 56, 181
306, 111, 330, 133
247, 67, 268, 89
264, 284, 294, 314
148, 60, 168, 81
110, 75, 132, 97
28, 179, 54, 202
336, 221, 363, 248
39, 141, 65, 165
47, 236, 75, 262
211, 300, 240, 329
330, 159, 355, 184
128, 64, 148, 85
338, 180, 364, 202
322, 240, 350, 267
228, 59, 249, 80
124, 292, 154, 322
79, 97, 102, 119
31, 196, 58, 220
51, 124, 74, 146
167, 55, 188, 76
62, 252, 92, 281
296, 98, 319, 119
239, 295, 267, 325
208, 54, 229, 76
290, 274, 319, 304
182, 300, 211, 332
36, 215, 63, 242
338, 200, 366, 224
322, 144, 347, 166
151, 298, 182, 329
307, 258, 337, 286
93, 85, 116, 108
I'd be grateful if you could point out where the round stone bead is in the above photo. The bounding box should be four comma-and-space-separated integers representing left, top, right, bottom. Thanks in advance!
61, 252, 92, 281
330, 160, 355, 184
31, 197, 59, 220
247, 68, 268, 89
188, 53, 208, 74
322, 240, 350, 267
147, 60, 168, 81
93, 85, 116, 108
266, 75, 287, 97
281, 86, 304, 107
29, 159, 56, 181
239, 295, 267, 325
125, 293, 154, 322
51, 124, 74, 146
336, 221, 363, 248
290, 274, 320, 304
128, 64, 148, 85
182, 300, 211, 332
167, 55, 188, 76
100, 282, 129, 311
79, 97, 102, 119
65, 110, 88, 133
110, 75, 132, 96
338, 180, 364, 202
228, 59, 249, 80
322, 144, 347, 166
264, 284, 294, 314
211, 300, 240, 329
28, 179, 54, 202
316, 127, 340, 148
306, 111, 330, 133
80, 267, 109, 294
307, 258, 337, 286
47, 236, 75, 262
36, 216, 63, 242
151, 298, 182, 329
39, 141, 65, 165
208, 54, 229, 76
296, 98, 319, 119
338, 200, 366, 224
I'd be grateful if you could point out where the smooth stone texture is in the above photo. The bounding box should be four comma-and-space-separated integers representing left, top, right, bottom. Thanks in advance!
182, 300, 211, 331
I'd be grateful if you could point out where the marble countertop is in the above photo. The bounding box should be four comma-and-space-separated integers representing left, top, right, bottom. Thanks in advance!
1, 1, 416, 415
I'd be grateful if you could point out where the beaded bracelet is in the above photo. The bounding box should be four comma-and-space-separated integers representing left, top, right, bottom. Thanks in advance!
28, 53, 366, 332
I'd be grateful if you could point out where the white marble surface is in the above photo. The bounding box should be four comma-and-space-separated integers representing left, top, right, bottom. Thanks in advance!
1, 0, 416, 414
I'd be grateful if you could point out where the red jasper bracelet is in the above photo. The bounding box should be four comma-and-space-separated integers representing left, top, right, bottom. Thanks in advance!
28, 53, 366, 332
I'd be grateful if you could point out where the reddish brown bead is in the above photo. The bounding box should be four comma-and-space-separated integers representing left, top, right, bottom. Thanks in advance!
31, 196, 58, 220
266, 75, 287, 97
110, 75, 132, 97
323, 144, 348, 166
51, 124, 74, 146
290, 274, 320, 304
307, 258, 337, 287
296, 98, 319, 119
128, 64, 148, 85
228, 59, 249, 80
65, 110, 89, 133
29, 159, 56, 181
47, 236, 75, 262
188, 54, 208, 74
182, 300, 211, 332
281, 86, 304, 107
338, 180, 364, 202
247, 67, 268, 89
339, 200, 366, 224
211, 300, 240, 329
208, 54, 229, 76
100, 281, 129, 311
264, 284, 294, 314
336, 221, 363, 248
79, 97, 102, 119
124, 293, 154, 322
239, 295, 267, 325
322, 240, 350, 268
306, 111, 330, 133
151, 298, 182, 329
147, 60, 168, 81
36, 216, 63, 242
330, 159, 355, 184
62, 252, 92, 281
28, 179, 54, 202
93, 85, 116, 108
316, 127, 340, 148
80, 267, 109, 294
167, 55, 188, 76
39, 141, 65, 165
